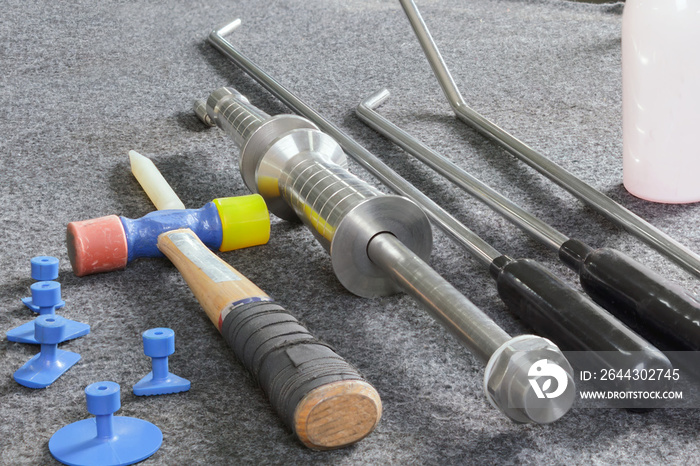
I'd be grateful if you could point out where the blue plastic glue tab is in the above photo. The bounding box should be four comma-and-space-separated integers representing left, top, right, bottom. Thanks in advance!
50, 381, 163, 466
133, 328, 190, 396
13, 315, 81, 389
7, 281, 89, 344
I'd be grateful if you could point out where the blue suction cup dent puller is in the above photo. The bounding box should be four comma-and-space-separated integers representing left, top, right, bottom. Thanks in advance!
13, 315, 81, 389
50, 382, 163, 466
134, 328, 190, 396
7, 281, 90, 344
22, 256, 65, 312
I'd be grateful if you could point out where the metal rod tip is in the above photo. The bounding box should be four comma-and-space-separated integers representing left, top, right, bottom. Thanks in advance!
193, 99, 214, 127
213, 19, 241, 38
361, 89, 392, 110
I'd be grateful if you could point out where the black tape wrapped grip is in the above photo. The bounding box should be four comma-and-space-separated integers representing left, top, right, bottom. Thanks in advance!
221, 301, 364, 430
489, 255, 657, 353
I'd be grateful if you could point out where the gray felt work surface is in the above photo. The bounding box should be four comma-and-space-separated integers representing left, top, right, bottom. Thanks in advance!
1, 0, 699, 464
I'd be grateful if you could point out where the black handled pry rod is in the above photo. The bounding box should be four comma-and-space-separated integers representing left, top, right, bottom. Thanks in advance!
356, 89, 700, 352
398, 0, 700, 280
195, 86, 575, 424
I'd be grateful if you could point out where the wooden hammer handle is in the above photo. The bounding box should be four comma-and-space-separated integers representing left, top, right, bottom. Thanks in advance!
157, 228, 381, 450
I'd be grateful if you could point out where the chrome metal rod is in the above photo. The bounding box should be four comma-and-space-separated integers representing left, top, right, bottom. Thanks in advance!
399, 0, 700, 278
367, 232, 508, 363
356, 89, 569, 252
207, 21, 500, 268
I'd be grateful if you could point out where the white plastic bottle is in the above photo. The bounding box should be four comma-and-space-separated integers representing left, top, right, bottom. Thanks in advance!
622, 0, 700, 203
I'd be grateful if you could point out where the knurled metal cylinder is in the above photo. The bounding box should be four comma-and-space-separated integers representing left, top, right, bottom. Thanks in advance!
206, 88, 269, 148
279, 152, 382, 250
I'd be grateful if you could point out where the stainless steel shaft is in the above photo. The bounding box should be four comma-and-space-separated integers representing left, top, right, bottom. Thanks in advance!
367, 232, 508, 362
196, 82, 575, 424
399, 0, 700, 279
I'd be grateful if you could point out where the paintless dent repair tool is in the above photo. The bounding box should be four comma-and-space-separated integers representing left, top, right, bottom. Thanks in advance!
350, 89, 674, 393
399, 0, 700, 280
356, 89, 700, 352
66, 194, 269, 276
158, 228, 382, 450
13, 315, 81, 389
195, 86, 576, 424
133, 328, 191, 396
200, 16, 671, 404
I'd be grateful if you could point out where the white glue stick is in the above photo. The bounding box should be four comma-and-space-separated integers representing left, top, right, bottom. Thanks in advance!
128, 150, 186, 211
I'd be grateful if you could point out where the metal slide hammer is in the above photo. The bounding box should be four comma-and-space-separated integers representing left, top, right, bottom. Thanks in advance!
195, 88, 576, 424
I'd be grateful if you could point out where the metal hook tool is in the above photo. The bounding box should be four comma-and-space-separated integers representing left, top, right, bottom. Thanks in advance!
358, 89, 677, 384
357, 89, 700, 352
398, 0, 700, 279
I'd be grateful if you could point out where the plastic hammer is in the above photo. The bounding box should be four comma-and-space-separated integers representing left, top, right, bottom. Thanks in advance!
66, 153, 269, 277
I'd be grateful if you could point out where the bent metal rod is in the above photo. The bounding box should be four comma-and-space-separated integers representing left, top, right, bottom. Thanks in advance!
356, 89, 700, 352
399, 0, 700, 279
195, 83, 576, 424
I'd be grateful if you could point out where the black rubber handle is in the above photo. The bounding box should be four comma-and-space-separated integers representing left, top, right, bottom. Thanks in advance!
559, 239, 700, 351
220, 301, 365, 430
489, 255, 671, 368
